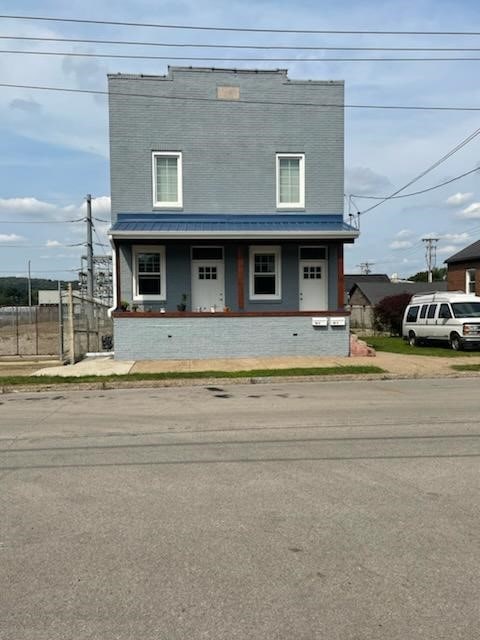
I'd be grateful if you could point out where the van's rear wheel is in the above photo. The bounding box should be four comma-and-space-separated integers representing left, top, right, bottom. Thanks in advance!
450, 332, 463, 351
408, 331, 418, 347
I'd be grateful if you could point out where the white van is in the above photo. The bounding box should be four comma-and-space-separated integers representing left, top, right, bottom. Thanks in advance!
402, 291, 480, 350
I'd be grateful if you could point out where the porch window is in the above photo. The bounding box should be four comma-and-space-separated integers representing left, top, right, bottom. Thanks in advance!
133, 245, 166, 301
152, 152, 182, 207
466, 269, 476, 294
276, 153, 305, 208
249, 246, 281, 300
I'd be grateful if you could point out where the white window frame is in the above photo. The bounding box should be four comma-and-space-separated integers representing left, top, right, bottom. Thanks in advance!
152, 151, 183, 208
276, 153, 305, 209
466, 268, 476, 294
132, 244, 166, 302
249, 245, 282, 301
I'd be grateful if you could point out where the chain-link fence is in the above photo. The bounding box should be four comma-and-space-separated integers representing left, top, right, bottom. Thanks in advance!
0, 295, 113, 361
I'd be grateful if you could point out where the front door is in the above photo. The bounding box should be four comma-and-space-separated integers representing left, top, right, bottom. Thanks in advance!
191, 259, 225, 311
299, 259, 327, 310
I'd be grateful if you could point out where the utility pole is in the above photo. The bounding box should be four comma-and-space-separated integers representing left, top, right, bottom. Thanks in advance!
357, 262, 375, 275
86, 194, 94, 299
422, 237, 439, 283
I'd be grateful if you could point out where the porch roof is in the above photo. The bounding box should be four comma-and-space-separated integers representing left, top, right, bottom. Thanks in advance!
110, 213, 359, 240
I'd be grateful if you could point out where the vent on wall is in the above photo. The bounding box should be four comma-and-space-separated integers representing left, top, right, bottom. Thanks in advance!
217, 86, 240, 100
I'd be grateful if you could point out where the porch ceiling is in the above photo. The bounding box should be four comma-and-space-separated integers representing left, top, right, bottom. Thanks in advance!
109, 213, 359, 240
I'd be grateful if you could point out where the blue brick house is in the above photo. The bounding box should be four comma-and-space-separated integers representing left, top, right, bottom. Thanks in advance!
108, 67, 358, 360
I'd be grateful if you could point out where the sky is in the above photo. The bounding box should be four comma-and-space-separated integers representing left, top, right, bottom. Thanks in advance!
1, 0, 480, 281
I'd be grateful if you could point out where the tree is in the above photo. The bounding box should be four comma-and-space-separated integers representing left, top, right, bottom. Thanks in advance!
408, 267, 446, 282
373, 292, 412, 336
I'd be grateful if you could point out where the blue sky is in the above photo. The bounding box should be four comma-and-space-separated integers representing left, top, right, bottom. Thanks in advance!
1, 0, 480, 281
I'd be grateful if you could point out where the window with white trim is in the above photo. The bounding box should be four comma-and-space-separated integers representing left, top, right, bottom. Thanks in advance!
132, 245, 166, 301
152, 152, 183, 207
249, 246, 281, 300
276, 153, 305, 208
466, 268, 476, 294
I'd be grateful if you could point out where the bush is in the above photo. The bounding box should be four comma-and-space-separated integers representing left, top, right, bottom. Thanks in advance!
373, 293, 412, 336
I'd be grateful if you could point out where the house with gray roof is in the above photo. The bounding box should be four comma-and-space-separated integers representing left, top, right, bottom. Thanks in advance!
349, 281, 447, 330
445, 239, 480, 295
108, 67, 359, 360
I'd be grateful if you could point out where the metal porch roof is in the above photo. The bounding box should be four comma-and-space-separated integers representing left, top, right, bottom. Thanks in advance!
110, 213, 359, 239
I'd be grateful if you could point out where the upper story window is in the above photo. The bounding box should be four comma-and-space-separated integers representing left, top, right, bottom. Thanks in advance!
276, 153, 305, 209
152, 152, 183, 208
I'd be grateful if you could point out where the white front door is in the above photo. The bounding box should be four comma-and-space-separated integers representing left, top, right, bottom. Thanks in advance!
191, 260, 225, 311
299, 259, 327, 310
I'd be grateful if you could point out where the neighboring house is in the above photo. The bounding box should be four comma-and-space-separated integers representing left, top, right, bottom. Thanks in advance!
445, 239, 480, 295
108, 67, 358, 360
344, 273, 390, 305
349, 281, 447, 330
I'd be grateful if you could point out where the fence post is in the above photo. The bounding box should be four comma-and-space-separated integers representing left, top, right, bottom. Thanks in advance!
15, 306, 19, 355
35, 307, 39, 355
67, 283, 75, 364
58, 281, 64, 362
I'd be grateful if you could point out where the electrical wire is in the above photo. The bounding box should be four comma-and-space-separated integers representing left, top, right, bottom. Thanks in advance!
2, 14, 480, 36
351, 166, 480, 201
1, 81, 479, 112
0, 217, 85, 223
4, 49, 480, 62
5, 35, 480, 52
359, 126, 480, 215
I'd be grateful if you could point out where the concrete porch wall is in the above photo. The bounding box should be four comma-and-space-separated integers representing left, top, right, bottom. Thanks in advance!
113, 315, 350, 360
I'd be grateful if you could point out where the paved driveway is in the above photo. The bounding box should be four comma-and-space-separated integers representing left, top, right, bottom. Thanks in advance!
1, 379, 479, 639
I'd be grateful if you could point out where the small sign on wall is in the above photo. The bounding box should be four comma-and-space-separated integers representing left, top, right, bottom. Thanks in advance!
312, 317, 328, 326
330, 317, 346, 327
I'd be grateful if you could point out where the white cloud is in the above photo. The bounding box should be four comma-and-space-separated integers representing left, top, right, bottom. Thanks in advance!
46, 239, 62, 247
437, 245, 459, 255
446, 192, 473, 207
459, 203, 480, 218
0, 197, 57, 215
389, 239, 414, 250
440, 232, 470, 245
345, 166, 392, 196
394, 229, 415, 239
0, 233, 24, 243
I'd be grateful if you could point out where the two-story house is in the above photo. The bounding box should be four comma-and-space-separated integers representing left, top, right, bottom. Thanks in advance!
108, 67, 358, 360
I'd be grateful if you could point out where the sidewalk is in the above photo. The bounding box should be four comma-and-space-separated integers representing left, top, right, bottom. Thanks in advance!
28, 351, 480, 379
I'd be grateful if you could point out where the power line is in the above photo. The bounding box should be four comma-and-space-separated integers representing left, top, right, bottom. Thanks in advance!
0, 217, 85, 223
5, 35, 480, 52
351, 166, 480, 201
2, 14, 480, 36
359, 125, 480, 215
1, 81, 480, 112
5, 49, 480, 62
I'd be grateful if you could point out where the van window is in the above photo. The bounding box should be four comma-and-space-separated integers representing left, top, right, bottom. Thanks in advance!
406, 306, 419, 323
419, 304, 428, 319
439, 303, 452, 319
427, 304, 437, 319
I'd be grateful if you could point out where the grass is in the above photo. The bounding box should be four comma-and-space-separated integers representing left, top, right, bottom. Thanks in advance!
451, 364, 480, 372
0, 365, 385, 387
364, 335, 480, 358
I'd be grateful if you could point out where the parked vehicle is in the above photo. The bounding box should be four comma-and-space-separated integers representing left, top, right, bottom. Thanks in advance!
402, 291, 480, 350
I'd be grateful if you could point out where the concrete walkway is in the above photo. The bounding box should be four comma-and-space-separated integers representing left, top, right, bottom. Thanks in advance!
29, 351, 480, 379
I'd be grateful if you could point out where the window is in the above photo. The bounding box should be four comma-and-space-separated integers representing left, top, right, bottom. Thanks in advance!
439, 303, 452, 319
132, 245, 166, 300
466, 269, 476, 294
427, 304, 437, 319
276, 153, 305, 208
152, 152, 182, 207
406, 306, 419, 323
299, 247, 327, 260
419, 304, 428, 319
249, 246, 281, 300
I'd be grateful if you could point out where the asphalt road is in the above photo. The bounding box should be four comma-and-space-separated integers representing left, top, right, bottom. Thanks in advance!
1, 378, 479, 639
